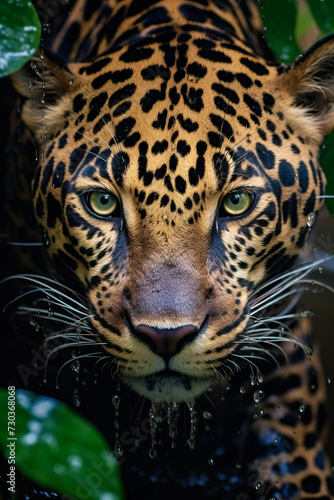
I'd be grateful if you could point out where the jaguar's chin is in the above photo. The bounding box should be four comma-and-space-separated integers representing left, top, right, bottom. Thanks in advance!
124, 370, 212, 403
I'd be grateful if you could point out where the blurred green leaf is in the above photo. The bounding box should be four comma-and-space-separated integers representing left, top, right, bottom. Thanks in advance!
320, 131, 334, 216
0, 389, 124, 500
295, 1, 317, 39
0, 0, 41, 78
306, 0, 334, 34
256, 0, 300, 63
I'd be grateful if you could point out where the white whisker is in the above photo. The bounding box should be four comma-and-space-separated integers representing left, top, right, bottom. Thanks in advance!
2, 274, 87, 310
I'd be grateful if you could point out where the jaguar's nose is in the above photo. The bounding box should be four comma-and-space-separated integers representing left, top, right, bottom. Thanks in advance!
134, 324, 199, 361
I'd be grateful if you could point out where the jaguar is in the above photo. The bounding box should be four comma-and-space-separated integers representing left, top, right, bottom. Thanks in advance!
4, 0, 334, 498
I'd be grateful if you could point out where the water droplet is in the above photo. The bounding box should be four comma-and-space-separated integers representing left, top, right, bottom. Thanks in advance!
68, 76, 74, 86
149, 403, 165, 458
39, 132, 47, 157
253, 390, 265, 403
73, 388, 81, 407
52, 173, 61, 188
114, 439, 124, 458
255, 481, 262, 491
112, 394, 120, 411
71, 360, 80, 373
257, 373, 263, 384
167, 402, 180, 439
31, 60, 43, 79
28, 79, 35, 94
306, 346, 313, 356
187, 402, 199, 449
307, 212, 316, 228
318, 266, 324, 274
208, 457, 214, 466
299, 310, 314, 318
239, 386, 246, 394
274, 437, 278, 443
235, 462, 242, 469
328, 377, 331, 385
42, 23, 52, 34
299, 403, 305, 413
203, 410, 213, 420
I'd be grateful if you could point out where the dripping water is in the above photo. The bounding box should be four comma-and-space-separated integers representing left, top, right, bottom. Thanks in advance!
112, 394, 124, 458
187, 402, 199, 450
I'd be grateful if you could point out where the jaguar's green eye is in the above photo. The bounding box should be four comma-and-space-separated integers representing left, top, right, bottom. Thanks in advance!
86, 191, 118, 217
220, 192, 254, 216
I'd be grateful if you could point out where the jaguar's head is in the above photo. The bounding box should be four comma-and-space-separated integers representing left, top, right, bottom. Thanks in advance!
13, 34, 334, 402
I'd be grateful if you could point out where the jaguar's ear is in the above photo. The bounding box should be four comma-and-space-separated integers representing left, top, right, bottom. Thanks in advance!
11, 51, 81, 141
280, 35, 334, 143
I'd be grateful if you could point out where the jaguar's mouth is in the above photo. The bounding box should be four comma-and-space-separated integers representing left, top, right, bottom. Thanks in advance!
124, 368, 212, 403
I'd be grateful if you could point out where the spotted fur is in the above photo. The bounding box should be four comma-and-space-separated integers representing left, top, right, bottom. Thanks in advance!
11, 0, 334, 497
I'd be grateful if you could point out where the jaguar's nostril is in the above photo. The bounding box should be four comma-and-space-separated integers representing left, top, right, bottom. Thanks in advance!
134, 324, 199, 361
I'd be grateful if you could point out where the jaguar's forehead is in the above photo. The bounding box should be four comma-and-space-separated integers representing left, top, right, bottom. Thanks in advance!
58, 33, 286, 202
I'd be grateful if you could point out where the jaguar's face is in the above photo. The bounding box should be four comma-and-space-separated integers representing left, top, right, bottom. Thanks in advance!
14, 32, 334, 402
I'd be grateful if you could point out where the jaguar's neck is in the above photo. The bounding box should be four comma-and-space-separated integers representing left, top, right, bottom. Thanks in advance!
43, 0, 274, 63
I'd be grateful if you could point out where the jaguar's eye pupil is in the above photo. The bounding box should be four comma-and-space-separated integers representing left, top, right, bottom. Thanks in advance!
230, 194, 240, 205
101, 195, 110, 205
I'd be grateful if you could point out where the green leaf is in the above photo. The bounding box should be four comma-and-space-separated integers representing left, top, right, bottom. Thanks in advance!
295, 1, 317, 40
0, 0, 41, 78
319, 131, 334, 216
306, 0, 334, 34
0, 389, 124, 500
255, 0, 300, 63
